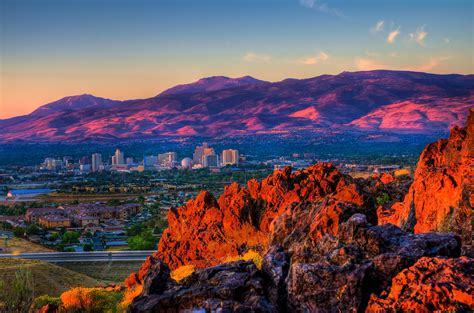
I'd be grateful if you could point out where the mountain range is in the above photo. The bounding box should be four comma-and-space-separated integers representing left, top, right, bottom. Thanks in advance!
0, 70, 472, 143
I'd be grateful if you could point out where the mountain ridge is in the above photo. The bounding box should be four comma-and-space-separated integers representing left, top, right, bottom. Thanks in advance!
1, 70, 472, 142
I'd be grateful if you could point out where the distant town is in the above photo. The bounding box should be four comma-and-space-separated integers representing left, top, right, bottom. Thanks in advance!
0, 141, 411, 254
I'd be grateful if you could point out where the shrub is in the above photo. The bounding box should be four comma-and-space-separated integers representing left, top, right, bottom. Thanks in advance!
31, 295, 61, 311
120, 285, 143, 310
376, 192, 390, 206
224, 249, 263, 269
0, 268, 34, 313
60, 287, 122, 312
170, 265, 195, 282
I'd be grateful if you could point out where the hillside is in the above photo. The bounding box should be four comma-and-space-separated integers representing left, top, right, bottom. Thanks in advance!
0, 259, 102, 297
0, 70, 472, 142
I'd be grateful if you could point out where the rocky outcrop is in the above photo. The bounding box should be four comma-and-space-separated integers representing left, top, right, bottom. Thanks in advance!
379, 109, 473, 243
128, 260, 275, 313
367, 256, 473, 312
129, 215, 467, 312
154, 163, 370, 271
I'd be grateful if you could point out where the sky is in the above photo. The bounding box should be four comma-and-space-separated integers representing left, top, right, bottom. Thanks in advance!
0, 0, 472, 119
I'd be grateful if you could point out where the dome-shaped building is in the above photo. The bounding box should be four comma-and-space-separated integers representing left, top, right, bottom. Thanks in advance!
181, 157, 193, 169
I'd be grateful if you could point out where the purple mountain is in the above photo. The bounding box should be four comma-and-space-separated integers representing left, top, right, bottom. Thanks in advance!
0, 70, 472, 142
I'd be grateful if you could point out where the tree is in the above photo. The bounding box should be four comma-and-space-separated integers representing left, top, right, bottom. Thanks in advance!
25, 224, 40, 236
61, 231, 80, 244
126, 223, 143, 237
13, 227, 24, 237
83, 243, 94, 252
127, 229, 157, 250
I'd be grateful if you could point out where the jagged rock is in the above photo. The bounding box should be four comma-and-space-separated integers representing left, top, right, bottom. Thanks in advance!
379, 109, 473, 244
128, 260, 276, 313
285, 214, 462, 312
153, 163, 369, 271
367, 256, 474, 312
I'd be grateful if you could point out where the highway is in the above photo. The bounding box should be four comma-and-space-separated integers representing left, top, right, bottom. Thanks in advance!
0, 251, 153, 262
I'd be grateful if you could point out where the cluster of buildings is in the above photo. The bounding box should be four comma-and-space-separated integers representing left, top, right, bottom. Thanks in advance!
189, 143, 239, 169
25, 203, 141, 229
40, 144, 241, 173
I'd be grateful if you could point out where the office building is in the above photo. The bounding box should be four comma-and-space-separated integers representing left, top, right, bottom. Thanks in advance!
112, 149, 125, 165
222, 149, 239, 166
193, 143, 215, 165
91, 153, 102, 172
202, 154, 219, 168
144, 155, 158, 167
158, 152, 177, 167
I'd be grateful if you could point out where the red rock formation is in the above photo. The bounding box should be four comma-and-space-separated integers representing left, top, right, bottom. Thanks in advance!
379, 109, 473, 242
367, 256, 473, 312
154, 163, 369, 271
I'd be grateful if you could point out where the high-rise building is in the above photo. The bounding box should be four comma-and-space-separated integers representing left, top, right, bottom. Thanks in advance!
222, 149, 239, 166
113, 149, 125, 165
143, 155, 158, 167
91, 153, 102, 172
202, 154, 219, 168
193, 143, 215, 165
43, 158, 63, 170
158, 152, 177, 167
126, 157, 134, 165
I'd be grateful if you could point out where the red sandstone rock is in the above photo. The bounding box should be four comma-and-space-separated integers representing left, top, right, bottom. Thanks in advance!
379, 109, 473, 243
367, 256, 473, 312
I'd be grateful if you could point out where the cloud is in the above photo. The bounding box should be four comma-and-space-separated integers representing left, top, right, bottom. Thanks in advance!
443, 38, 450, 44
387, 28, 400, 43
409, 26, 427, 46
243, 52, 272, 63
370, 20, 384, 33
299, 0, 344, 17
404, 56, 450, 72
298, 51, 329, 65
355, 58, 387, 70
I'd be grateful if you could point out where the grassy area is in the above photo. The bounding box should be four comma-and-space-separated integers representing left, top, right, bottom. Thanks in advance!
57, 261, 143, 284
0, 259, 102, 297
0, 237, 54, 254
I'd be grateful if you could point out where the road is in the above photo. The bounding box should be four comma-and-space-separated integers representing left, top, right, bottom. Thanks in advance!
0, 251, 153, 262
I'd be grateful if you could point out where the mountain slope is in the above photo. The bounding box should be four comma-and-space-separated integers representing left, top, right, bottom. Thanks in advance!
0, 70, 472, 142
159, 75, 268, 96
30, 94, 122, 117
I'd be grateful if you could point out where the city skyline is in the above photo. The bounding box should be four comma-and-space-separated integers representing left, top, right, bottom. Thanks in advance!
1, 0, 472, 118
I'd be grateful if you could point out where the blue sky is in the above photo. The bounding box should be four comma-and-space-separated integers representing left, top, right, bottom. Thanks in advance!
0, 0, 472, 118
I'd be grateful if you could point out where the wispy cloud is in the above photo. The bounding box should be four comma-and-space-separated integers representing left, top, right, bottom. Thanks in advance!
370, 20, 384, 33
243, 52, 272, 63
404, 56, 450, 72
409, 26, 427, 46
355, 58, 387, 70
298, 51, 329, 65
299, 0, 344, 17
443, 38, 450, 44
387, 27, 400, 43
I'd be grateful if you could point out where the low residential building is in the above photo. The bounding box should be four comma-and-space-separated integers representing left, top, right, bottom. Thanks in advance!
38, 215, 72, 228
25, 208, 64, 223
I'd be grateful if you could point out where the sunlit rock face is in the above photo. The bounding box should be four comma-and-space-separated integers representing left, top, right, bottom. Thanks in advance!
379, 109, 473, 244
